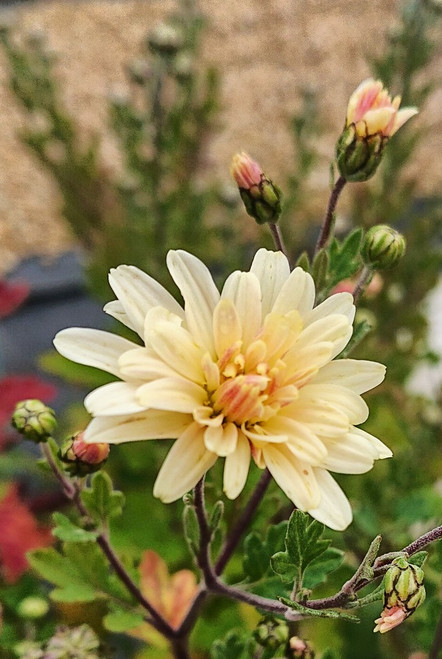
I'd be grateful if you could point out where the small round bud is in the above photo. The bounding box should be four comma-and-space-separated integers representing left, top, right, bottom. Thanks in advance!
288, 636, 315, 659
17, 596, 49, 620
374, 557, 426, 633
362, 225, 406, 270
254, 617, 289, 649
59, 432, 110, 477
11, 399, 57, 443
147, 23, 184, 55
231, 152, 283, 225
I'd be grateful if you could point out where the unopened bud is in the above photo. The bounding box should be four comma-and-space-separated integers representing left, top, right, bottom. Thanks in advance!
231, 152, 282, 225
11, 399, 57, 443
336, 79, 418, 182
147, 23, 184, 55
254, 617, 289, 649
288, 636, 315, 658
374, 557, 426, 633
59, 432, 109, 476
362, 225, 406, 270
17, 596, 49, 620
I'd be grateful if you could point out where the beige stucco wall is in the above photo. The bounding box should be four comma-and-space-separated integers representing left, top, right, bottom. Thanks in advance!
0, 0, 441, 274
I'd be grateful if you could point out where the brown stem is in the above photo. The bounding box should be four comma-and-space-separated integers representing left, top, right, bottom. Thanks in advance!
314, 175, 346, 254
215, 469, 272, 575
352, 265, 372, 303
40, 443, 175, 638
269, 223, 288, 257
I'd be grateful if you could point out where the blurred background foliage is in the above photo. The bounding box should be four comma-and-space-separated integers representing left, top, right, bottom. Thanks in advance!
0, 0, 441, 656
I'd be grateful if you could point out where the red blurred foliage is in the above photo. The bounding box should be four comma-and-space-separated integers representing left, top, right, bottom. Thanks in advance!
0, 375, 57, 450
0, 280, 30, 318
0, 484, 53, 583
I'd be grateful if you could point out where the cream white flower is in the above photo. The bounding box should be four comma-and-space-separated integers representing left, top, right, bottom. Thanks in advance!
54, 249, 391, 530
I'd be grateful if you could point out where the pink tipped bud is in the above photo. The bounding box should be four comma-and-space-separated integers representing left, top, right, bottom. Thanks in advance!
336, 78, 418, 182
230, 152, 283, 225
59, 432, 109, 476
374, 605, 407, 633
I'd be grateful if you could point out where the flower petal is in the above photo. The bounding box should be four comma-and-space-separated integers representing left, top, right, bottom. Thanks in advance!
85, 382, 147, 416
167, 250, 220, 355
264, 416, 327, 464
136, 377, 207, 413
103, 300, 138, 332
262, 443, 320, 510
300, 384, 369, 424
213, 299, 242, 359
321, 429, 380, 474
308, 469, 352, 531
109, 265, 184, 337
84, 410, 192, 444
119, 348, 179, 380
153, 423, 218, 502
304, 292, 355, 326
53, 328, 139, 378
351, 427, 392, 460
272, 267, 315, 316
311, 359, 386, 394
204, 422, 238, 456
223, 431, 251, 499
221, 271, 261, 347
295, 314, 352, 359
249, 249, 290, 317
284, 341, 333, 387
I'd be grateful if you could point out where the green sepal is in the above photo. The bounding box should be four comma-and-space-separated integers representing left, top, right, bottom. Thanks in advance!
295, 251, 310, 273
81, 471, 125, 524
243, 521, 288, 582
52, 512, 99, 543
270, 511, 330, 587
209, 500, 224, 536
280, 597, 359, 622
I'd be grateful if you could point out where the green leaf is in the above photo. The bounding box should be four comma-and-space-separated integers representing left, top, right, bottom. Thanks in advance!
209, 500, 224, 536
409, 551, 428, 568
103, 607, 144, 633
327, 229, 363, 290
312, 248, 330, 291
81, 471, 125, 523
280, 598, 359, 622
52, 512, 99, 543
303, 547, 345, 590
270, 511, 330, 588
39, 350, 114, 388
183, 503, 200, 556
243, 521, 288, 582
210, 629, 254, 659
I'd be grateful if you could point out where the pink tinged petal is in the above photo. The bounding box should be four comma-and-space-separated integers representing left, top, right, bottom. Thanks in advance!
301, 384, 369, 424
166, 250, 220, 355
204, 422, 238, 456
311, 359, 386, 394
118, 348, 179, 380
262, 443, 320, 510
249, 249, 290, 317
146, 314, 205, 385
136, 377, 207, 413
244, 340, 267, 371
374, 606, 407, 633
284, 342, 333, 387
391, 107, 418, 136
264, 416, 327, 464
84, 410, 192, 444
213, 299, 242, 359
295, 314, 352, 359
53, 328, 139, 378
308, 469, 352, 531
223, 431, 251, 499
259, 311, 303, 362
109, 265, 184, 337
85, 382, 147, 416
221, 271, 262, 347
103, 300, 137, 332
358, 107, 396, 136
304, 292, 355, 327
272, 267, 315, 316
153, 423, 218, 503
347, 78, 383, 124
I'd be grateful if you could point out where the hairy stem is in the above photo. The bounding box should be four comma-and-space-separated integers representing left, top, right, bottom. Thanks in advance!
215, 469, 272, 575
269, 223, 288, 257
314, 175, 346, 254
41, 443, 174, 638
352, 265, 373, 303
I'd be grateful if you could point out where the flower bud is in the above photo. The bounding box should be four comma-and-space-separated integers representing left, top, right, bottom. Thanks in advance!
254, 616, 289, 649
11, 399, 57, 443
45, 624, 100, 656
374, 557, 426, 633
288, 636, 315, 659
336, 78, 418, 182
17, 596, 49, 619
362, 225, 406, 270
59, 432, 109, 477
147, 23, 184, 55
231, 152, 282, 225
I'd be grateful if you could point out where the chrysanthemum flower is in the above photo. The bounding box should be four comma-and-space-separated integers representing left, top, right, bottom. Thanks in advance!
54, 249, 391, 530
